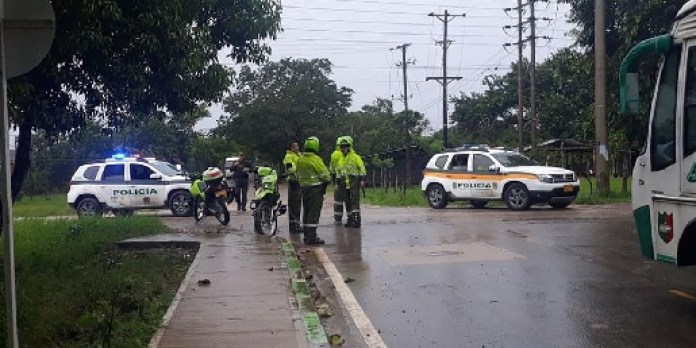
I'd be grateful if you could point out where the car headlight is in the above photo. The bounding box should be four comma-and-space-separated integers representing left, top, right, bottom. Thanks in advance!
537, 174, 554, 183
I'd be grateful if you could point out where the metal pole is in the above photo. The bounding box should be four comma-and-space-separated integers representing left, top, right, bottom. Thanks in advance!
0, 10, 19, 347
517, 0, 524, 151
442, 10, 449, 149
595, 0, 609, 193
530, 0, 537, 150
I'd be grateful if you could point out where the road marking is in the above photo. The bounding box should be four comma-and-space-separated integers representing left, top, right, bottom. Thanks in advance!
314, 247, 388, 348
669, 289, 696, 302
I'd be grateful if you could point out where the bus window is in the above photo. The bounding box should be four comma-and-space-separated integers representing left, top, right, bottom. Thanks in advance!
651, 47, 681, 171
685, 46, 696, 158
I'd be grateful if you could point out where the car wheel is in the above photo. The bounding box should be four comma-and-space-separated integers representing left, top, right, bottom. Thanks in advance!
76, 197, 102, 217
170, 191, 193, 217
504, 183, 531, 210
426, 184, 449, 209
470, 200, 488, 209
550, 201, 571, 209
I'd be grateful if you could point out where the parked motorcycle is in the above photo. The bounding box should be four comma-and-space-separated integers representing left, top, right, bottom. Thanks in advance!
250, 167, 286, 236
189, 167, 231, 226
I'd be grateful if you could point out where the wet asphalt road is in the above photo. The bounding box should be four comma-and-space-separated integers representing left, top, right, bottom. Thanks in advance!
293, 204, 696, 348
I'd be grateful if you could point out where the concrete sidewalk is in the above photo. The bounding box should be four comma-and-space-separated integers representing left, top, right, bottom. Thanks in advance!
130, 216, 311, 348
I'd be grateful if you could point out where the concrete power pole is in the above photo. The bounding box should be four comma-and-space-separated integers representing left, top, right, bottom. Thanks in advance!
595, 0, 610, 193
529, 0, 538, 150
392, 43, 413, 187
427, 10, 465, 150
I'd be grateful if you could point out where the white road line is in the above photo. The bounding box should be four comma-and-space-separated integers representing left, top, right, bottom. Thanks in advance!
314, 247, 388, 348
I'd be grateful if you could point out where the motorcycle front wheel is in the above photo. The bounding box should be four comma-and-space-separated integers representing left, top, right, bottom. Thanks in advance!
194, 200, 205, 221
254, 201, 277, 236
215, 200, 230, 225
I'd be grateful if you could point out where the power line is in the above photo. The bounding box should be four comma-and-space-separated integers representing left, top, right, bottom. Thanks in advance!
282, 17, 508, 28
282, 5, 511, 18
281, 27, 505, 38
317, 0, 505, 10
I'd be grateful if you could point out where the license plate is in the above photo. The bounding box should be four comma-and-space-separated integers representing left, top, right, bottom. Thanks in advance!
215, 191, 227, 198
563, 185, 574, 193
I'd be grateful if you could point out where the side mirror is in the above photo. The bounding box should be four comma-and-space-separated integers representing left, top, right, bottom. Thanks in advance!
622, 72, 640, 115
150, 173, 163, 180
489, 165, 500, 173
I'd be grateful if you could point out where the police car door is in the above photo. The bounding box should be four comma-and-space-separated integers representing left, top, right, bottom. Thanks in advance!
100, 164, 129, 208
471, 154, 498, 198
447, 154, 472, 198
127, 163, 165, 207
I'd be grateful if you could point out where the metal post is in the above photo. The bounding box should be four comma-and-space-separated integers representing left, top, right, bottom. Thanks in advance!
0, 11, 19, 347
595, 0, 609, 193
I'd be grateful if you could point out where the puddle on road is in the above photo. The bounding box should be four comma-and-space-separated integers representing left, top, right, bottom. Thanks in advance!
378, 242, 525, 266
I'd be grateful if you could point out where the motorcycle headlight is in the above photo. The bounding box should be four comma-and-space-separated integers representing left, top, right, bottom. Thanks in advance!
537, 174, 554, 183
263, 183, 271, 189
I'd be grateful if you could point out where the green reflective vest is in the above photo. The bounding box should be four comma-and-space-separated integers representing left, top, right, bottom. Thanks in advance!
336, 150, 366, 184
329, 147, 342, 176
283, 150, 300, 181
297, 152, 331, 187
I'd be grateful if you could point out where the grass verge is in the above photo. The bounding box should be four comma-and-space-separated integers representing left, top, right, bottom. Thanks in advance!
13, 193, 74, 218
363, 177, 632, 208
0, 217, 192, 347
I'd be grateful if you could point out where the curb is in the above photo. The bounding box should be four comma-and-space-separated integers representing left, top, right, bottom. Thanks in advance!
147, 245, 202, 348
281, 242, 329, 347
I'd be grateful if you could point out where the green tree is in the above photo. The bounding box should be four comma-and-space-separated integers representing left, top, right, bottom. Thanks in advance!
216, 58, 353, 161
8, 0, 281, 200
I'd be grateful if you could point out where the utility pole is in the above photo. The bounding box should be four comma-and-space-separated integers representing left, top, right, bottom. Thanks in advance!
529, 0, 538, 150
595, 0, 610, 194
392, 43, 414, 187
504, 3, 527, 152
504, 1, 550, 152
427, 10, 465, 150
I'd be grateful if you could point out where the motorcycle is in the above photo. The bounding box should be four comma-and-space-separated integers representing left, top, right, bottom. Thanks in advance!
189, 167, 231, 226
250, 166, 286, 236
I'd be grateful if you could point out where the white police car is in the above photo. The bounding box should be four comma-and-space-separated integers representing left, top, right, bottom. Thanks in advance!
67, 154, 193, 217
421, 146, 580, 210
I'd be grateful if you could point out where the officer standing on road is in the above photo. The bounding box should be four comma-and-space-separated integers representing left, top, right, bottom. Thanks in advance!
232, 152, 252, 211
297, 136, 331, 245
336, 137, 366, 228
283, 142, 303, 234
329, 136, 346, 224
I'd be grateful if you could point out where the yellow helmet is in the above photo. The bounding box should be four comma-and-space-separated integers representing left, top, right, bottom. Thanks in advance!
304, 136, 320, 152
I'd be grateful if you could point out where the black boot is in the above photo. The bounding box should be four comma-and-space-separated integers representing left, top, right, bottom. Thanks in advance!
353, 212, 361, 228
290, 224, 304, 234
304, 237, 325, 245
303, 227, 325, 245
344, 217, 355, 228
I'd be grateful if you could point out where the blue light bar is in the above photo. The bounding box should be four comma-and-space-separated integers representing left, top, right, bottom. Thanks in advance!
113, 153, 126, 160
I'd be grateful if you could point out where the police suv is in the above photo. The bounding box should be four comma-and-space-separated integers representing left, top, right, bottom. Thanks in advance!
421, 146, 580, 210
67, 155, 193, 217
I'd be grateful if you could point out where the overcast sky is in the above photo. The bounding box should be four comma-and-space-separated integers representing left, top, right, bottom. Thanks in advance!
197, 0, 574, 132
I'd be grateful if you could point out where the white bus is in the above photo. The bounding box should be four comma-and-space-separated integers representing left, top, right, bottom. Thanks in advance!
621, 0, 696, 265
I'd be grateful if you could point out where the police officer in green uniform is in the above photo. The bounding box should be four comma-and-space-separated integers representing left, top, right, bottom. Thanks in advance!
329, 136, 347, 223
283, 142, 303, 234
336, 137, 366, 228
297, 136, 331, 245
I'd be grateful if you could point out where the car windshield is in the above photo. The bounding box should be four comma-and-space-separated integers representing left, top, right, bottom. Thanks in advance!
492, 153, 538, 167
149, 161, 181, 176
